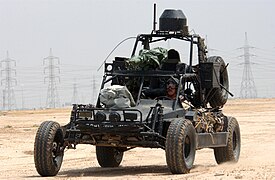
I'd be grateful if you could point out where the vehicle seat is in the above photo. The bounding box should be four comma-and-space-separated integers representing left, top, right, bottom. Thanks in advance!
161, 49, 181, 71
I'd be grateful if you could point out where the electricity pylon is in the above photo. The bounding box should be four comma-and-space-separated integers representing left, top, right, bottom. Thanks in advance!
240, 32, 257, 98
71, 81, 79, 104
44, 48, 60, 108
1, 51, 17, 110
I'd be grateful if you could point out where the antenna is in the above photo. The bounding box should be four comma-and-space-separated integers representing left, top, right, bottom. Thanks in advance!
153, 3, 157, 31
97, 37, 136, 71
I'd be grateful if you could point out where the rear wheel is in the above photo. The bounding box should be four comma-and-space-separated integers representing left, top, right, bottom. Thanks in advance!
214, 117, 241, 164
165, 119, 196, 174
34, 121, 64, 176
207, 56, 229, 108
96, 146, 124, 167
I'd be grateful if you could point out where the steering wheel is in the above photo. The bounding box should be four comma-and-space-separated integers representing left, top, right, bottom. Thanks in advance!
154, 96, 173, 100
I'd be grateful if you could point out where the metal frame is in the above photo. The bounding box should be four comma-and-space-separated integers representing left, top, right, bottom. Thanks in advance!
62, 29, 229, 151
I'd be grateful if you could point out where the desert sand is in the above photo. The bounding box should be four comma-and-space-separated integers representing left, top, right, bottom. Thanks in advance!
0, 98, 275, 179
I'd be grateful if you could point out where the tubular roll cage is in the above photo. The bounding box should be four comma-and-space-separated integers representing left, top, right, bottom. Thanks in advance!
131, 31, 208, 68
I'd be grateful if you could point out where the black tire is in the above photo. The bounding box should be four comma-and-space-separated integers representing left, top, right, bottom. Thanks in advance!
207, 56, 229, 108
96, 146, 124, 167
214, 117, 241, 164
165, 119, 196, 174
34, 121, 64, 176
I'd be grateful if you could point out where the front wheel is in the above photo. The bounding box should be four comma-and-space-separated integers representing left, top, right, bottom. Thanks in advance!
214, 116, 241, 164
165, 119, 196, 174
96, 146, 124, 167
34, 121, 64, 176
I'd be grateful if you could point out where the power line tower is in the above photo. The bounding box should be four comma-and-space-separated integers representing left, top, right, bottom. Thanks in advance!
20, 85, 25, 110
91, 75, 96, 104
44, 48, 60, 108
240, 32, 257, 98
1, 51, 17, 110
71, 81, 79, 104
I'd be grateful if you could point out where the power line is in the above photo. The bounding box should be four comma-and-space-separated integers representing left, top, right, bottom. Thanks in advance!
1, 51, 17, 110
239, 32, 257, 98
44, 48, 60, 108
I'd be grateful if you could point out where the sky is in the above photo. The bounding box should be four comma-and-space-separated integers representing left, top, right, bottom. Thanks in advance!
0, 0, 274, 109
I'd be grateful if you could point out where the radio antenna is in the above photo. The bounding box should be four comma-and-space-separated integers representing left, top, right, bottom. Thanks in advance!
153, 3, 157, 31
97, 36, 136, 71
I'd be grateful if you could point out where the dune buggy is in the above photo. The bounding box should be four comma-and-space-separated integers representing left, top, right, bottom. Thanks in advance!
34, 6, 240, 176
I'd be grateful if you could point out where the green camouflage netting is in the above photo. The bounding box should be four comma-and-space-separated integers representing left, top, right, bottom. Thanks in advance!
127, 47, 168, 70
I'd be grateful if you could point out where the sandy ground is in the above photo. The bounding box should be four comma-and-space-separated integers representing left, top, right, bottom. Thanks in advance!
0, 98, 275, 180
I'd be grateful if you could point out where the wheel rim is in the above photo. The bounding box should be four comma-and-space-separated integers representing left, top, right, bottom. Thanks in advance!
232, 130, 240, 158
113, 149, 123, 163
52, 131, 64, 167
184, 135, 191, 159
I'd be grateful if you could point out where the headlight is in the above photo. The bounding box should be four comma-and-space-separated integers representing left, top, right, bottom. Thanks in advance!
95, 111, 106, 121
109, 112, 121, 122
124, 112, 137, 121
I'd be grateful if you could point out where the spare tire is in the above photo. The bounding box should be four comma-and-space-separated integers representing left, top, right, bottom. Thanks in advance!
207, 56, 229, 108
